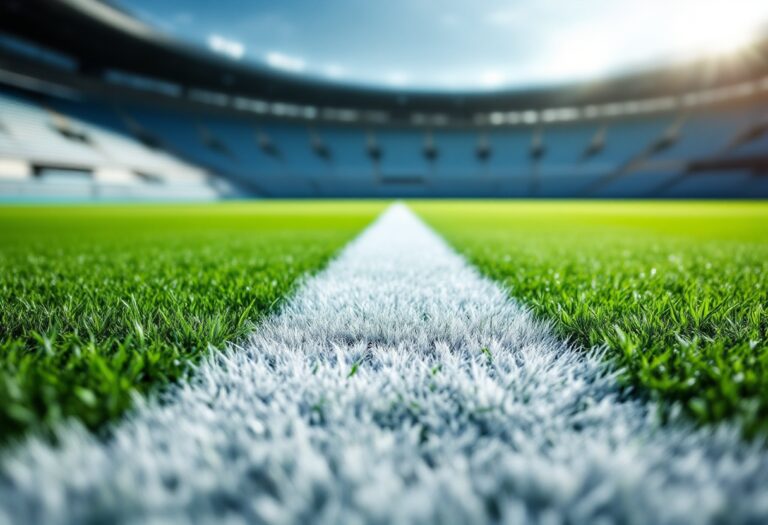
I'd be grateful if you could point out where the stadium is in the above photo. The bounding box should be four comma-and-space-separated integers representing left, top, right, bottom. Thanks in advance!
0, 0, 767, 523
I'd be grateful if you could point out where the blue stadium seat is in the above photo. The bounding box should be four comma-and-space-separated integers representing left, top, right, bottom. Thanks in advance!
48, 97, 129, 134
651, 107, 754, 162
204, 117, 284, 176
728, 132, 768, 159
661, 170, 766, 198
319, 127, 373, 178
265, 123, 332, 178
126, 105, 235, 174
535, 123, 606, 196
593, 171, 682, 198
376, 128, 430, 179
433, 130, 480, 178
540, 123, 597, 169
590, 116, 671, 169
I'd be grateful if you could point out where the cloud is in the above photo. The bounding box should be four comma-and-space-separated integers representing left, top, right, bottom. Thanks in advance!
207, 34, 244, 60
265, 51, 306, 73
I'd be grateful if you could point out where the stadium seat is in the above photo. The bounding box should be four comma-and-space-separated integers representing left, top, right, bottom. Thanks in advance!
0, 90, 219, 201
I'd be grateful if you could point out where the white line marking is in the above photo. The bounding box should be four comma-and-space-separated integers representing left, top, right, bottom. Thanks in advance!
1, 203, 767, 524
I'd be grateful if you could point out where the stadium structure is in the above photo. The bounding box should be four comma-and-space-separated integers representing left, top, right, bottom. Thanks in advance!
1, 0, 768, 200
2, 2, 768, 524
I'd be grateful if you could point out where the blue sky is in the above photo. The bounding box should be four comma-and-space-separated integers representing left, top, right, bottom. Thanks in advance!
114, 0, 768, 91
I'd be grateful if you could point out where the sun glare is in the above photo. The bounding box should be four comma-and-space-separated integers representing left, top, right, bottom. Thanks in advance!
668, 0, 766, 58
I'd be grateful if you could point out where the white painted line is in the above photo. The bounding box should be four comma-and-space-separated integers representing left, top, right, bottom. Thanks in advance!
1, 203, 767, 524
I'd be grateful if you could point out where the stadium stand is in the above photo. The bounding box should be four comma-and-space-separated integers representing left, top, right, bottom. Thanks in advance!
2, 85, 768, 199
0, 0, 766, 199
0, 91, 225, 200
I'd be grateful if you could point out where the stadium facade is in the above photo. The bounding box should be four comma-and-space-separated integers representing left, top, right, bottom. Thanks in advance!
1, 0, 768, 200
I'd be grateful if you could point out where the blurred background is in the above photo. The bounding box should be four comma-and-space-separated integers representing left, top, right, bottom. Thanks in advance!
1, 0, 768, 201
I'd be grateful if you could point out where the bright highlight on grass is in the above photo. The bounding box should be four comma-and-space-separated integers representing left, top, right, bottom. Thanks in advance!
0, 202, 382, 443
416, 200, 768, 437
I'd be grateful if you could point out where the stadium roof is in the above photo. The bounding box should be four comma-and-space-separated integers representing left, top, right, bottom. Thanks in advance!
112, 0, 768, 92
1, 0, 768, 118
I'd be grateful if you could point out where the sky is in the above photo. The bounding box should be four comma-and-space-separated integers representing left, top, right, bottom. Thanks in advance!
113, 0, 768, 91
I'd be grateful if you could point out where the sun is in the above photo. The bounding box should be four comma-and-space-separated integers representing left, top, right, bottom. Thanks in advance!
669, 0, 766, 58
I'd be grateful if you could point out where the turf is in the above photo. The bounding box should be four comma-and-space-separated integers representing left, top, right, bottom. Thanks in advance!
415, 201, 768, 437
0, 202, 381, 443
6, 204, 768, 525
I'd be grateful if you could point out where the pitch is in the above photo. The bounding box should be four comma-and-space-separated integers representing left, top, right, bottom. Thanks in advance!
0, 200, 766, 523
0, 202, 383, 441
416, 200, 768, 437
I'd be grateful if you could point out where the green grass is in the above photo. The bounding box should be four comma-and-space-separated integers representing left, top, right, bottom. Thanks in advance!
415, 201, 768, 437
0, 201, 382, 443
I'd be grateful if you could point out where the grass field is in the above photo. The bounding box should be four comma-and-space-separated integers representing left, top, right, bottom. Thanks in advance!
0, 202, 381, 443
416, 201, 768, 437
2, 200, 766, 447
